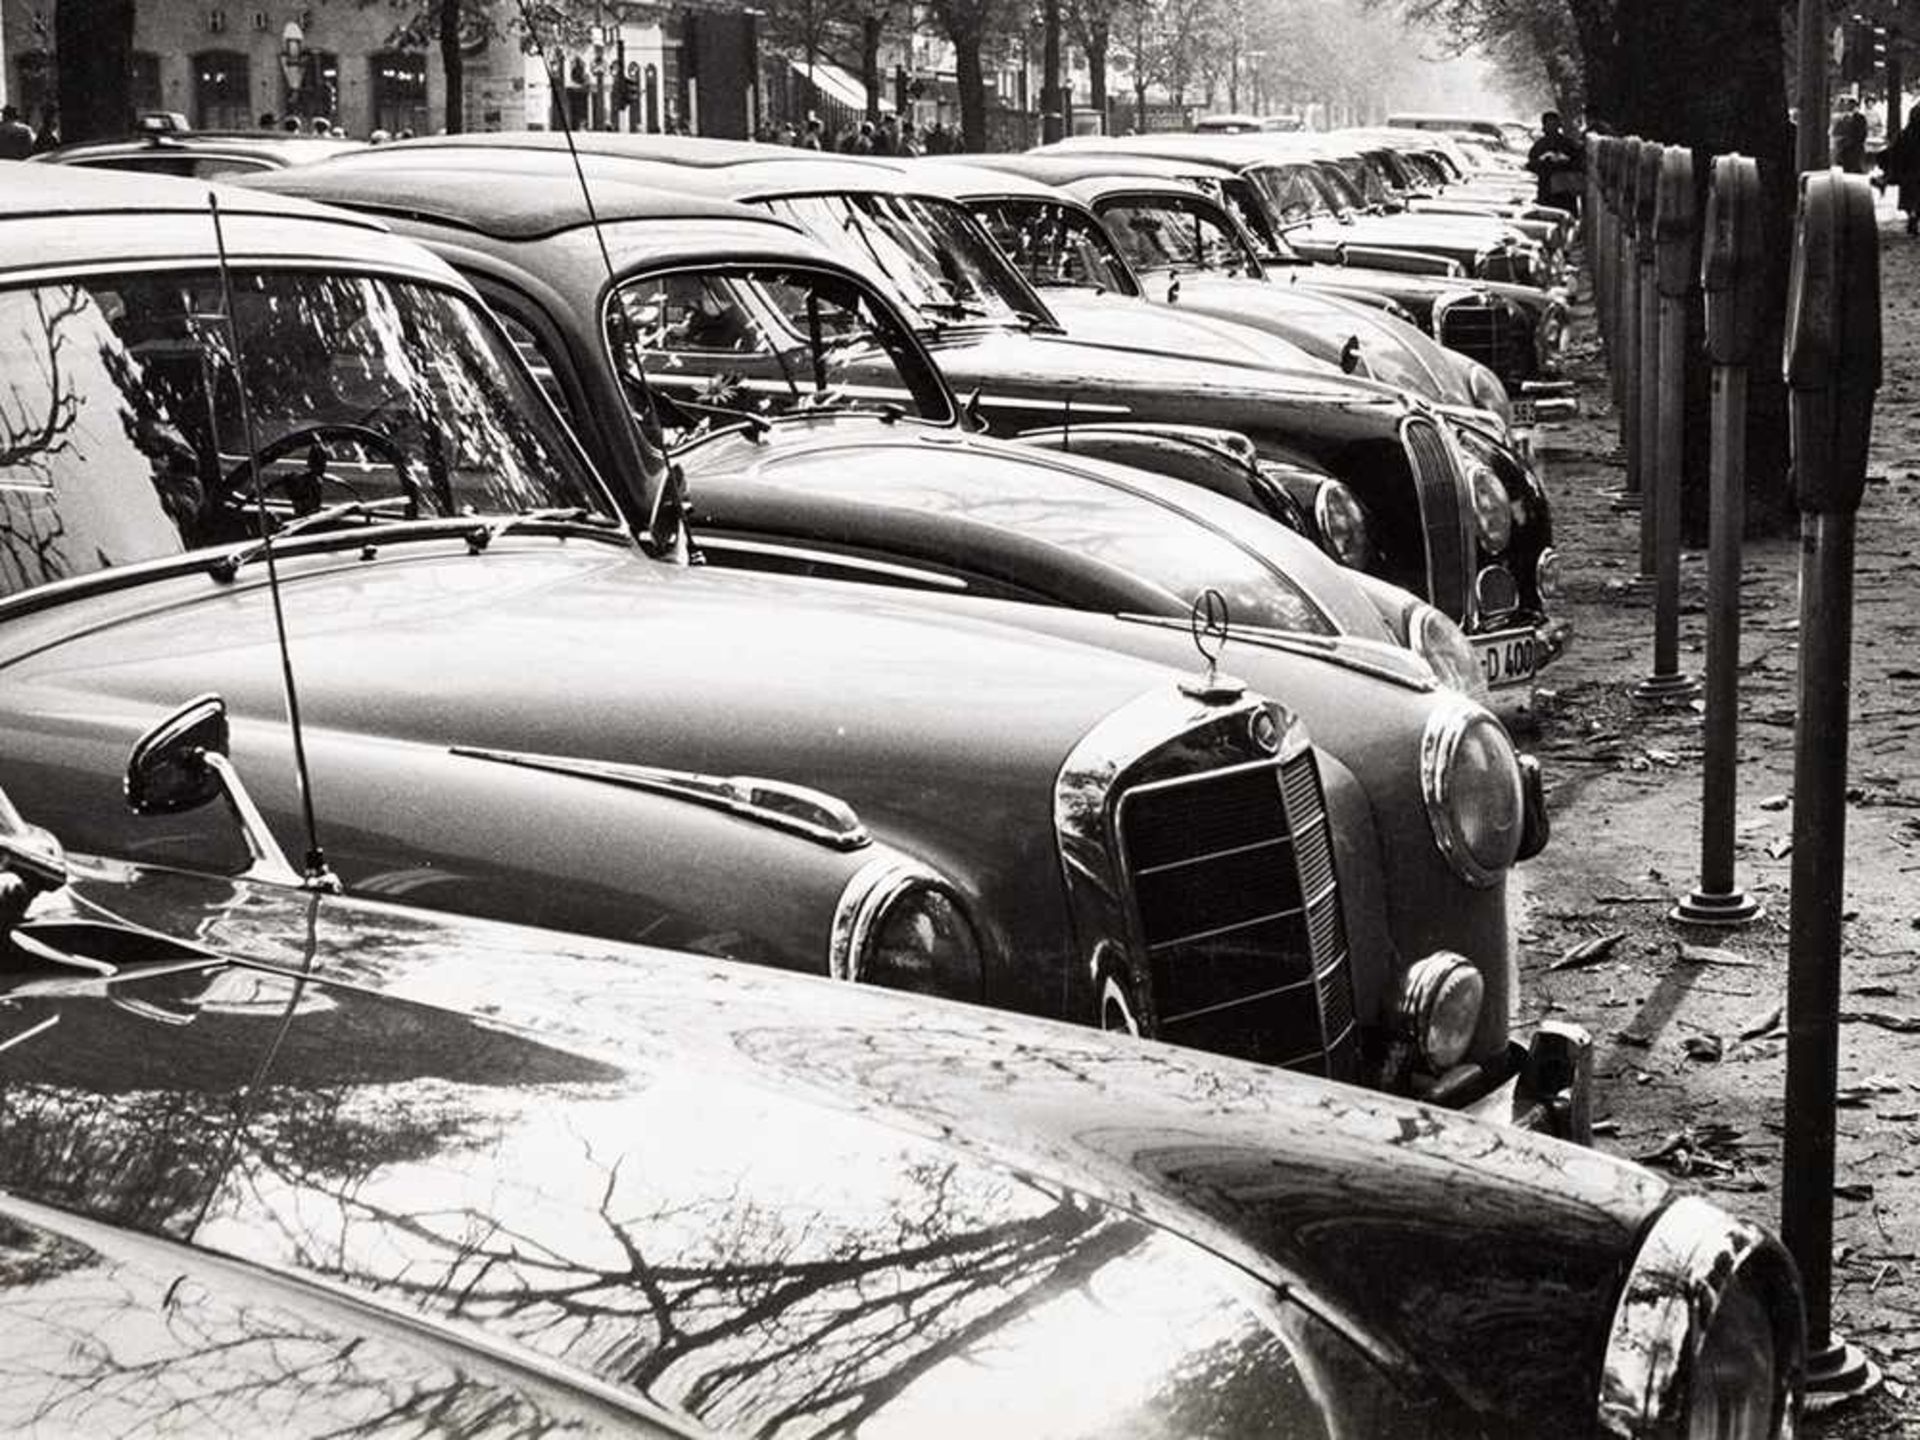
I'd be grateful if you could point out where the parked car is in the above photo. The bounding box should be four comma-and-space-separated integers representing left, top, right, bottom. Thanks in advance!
301, 135, 1561, 688
1037, 131, 1551, 287
959, 148, 1565, 393
29, 124, 362, 177
242, 162, 1500, 690
0, 163, 1565, 1126
0, 781, 1802, 1439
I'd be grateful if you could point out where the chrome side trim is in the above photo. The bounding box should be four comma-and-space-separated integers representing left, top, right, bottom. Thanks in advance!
450, 747, 870, 851
1598, 1195, 1804, 1438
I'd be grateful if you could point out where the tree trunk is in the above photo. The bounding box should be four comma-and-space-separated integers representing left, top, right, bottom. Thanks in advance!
1085, 22, 1107, 114
861, 14, 884, 124
440, 0, 465, 135
1133, 75, 1147, 135
955, 35, 986, 151
55, 0, 132, 142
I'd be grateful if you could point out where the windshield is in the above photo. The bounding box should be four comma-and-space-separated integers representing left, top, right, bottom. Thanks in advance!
1209, 177, 1300, 260
1097, 196, 1260, 278
0, 270, 607, 598
1327, 157, 1389, 210
965, 199, 1139, 296
608, 264, 954, 446
760, 192, 1053, 331
1253, 163, 1338, 225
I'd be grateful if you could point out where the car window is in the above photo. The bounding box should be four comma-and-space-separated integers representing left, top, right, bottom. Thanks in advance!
966, 198, 1137, 296
1255, 165, 1329, 225
1099, 197, 1255, 277
0, 271, 607, 597
609, 264, 954, 448
1211, 178, 1298, 260
492, 309, 573, 419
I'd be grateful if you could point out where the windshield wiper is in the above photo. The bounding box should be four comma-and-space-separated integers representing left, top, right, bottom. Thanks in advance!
465, 507, 630, 553
210, 497, 423, 582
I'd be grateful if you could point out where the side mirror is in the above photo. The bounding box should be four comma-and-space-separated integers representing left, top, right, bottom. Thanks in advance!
125, 694, 229, 816
1339, 336, 1363, 375
124, 696, 306, 888
960, 387, 989, 433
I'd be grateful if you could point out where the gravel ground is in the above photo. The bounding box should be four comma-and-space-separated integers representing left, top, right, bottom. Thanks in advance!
1514, 196, 1920, 1434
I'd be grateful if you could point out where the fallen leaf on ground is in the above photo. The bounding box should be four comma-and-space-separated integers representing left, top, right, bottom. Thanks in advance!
1758, 794, 1790, 811
1738, 1004, 1784, 1040
1854, 982, 1901, 996
1612, 1030, 1652, 1048
1835, 1181, 1876, 1201
1552, 930, 1628, 971
1683, 1034, 1724, 1062
1840, 1010, 1920, 1033
1678, 943, 1757, 967
1765, 836, 1794, 859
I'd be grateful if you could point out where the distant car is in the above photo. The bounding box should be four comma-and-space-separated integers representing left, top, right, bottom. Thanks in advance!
1384, 112, 1519, 149
1195, 111, 1305, 133
0, 778, 1804, 1440
30, 126, 362, 177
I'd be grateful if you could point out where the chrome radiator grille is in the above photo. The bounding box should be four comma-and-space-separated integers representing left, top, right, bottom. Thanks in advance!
1436, 299, 1521, 380
1403, 415, 1471, 621
1117, 750, 1356, 1077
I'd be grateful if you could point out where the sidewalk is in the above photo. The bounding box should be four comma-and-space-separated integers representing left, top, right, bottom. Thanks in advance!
1514, 211, 1920, 1433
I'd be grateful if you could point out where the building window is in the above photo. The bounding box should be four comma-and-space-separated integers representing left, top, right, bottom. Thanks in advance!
131, 51, 163, 116
283, 49, 339, 121
193, 49, 251, 129
369, 50, 427, 135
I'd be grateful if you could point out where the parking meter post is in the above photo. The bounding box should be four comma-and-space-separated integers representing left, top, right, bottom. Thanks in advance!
1782, 169, 1882, 1405
1634, 147, 1702, 703
1676, 154, 1764, 925
1634, 139, 1663, 573
1614, 141, 1647, 514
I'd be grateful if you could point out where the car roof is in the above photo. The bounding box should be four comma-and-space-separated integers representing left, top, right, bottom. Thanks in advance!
972, 151, 1243, 187
35, 131, 364, 166
243, 161, 786, 241
0, 159, 475, 286
900, 159, 1069, 203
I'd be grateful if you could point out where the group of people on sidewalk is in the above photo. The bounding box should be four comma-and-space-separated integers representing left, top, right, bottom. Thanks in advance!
758, 112, 958, 155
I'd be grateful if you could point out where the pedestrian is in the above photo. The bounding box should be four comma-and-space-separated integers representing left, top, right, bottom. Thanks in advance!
31, 108, 58, 153
801, 115, 824, 150
924, 119, 949, 155
0, 106, 34, 161
876, 114, 901, 156
1832, 95, 1869, 174
258, 110, 277, 131
282, 115, 303, 133
1884, 107, 1920, 234
778, 121, 797, 146
899, 117, 922, 156
1524, 109, 1585, 214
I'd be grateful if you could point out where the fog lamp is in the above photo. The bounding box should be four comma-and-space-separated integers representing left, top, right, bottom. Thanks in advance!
1394, 952, 1485, 1071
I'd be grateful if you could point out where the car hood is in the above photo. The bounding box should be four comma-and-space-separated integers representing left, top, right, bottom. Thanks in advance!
922, 326, 1410, 448
0, 544, 1186, 869
12, 875, 1670, 1433
678, 420, 1390, 640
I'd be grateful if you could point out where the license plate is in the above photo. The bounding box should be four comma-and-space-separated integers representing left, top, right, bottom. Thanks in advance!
1510, 399, 1539, 426
1473, 630, 1538, 690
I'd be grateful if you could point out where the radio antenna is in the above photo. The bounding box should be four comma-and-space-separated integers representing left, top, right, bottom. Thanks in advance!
205, 191, 339, 892
516, 0, 689, 563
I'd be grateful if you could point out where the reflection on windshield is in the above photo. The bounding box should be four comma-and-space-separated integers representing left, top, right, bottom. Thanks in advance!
762, 193, 1048, 331
0, 272, 605, 598
1100, 200, 1255, 278
611, 266, 952, 447
966, 199, 1136, 296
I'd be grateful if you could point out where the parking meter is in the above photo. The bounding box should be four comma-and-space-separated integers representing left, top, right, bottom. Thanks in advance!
1676, 153, 1766, 927
1632, 139, 1664, 572
1786, 170, 1882, 511
1633, 145, 1699, 701
1781, 166, 1884, 1400
1703, 155, 1765, 366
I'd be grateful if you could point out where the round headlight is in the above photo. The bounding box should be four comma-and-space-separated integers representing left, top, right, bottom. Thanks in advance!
1392, 952, 1485, 1071
1410, 603, 1489, 700
1468, 462, 1514, 554
1466, 361, 1512, 423
1312, 481, 1373, 570
1420, 699, 1525, 886
1598, 1196, 1804, 1440
1536, 545, 1563, 600
831, 859, 983, 1000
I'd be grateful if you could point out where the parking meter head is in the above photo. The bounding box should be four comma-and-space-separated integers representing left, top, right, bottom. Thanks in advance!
1785, 169, 1882, 514
1703, 154, 1764, 365
1634, 139, 1662, 253
1655, 145, 1697, 296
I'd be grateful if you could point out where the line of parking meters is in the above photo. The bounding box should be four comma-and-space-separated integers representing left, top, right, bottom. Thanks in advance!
1782, 168, 1882, 1403
1672, 153, 1764, 927
1631, 146, 1702, 704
